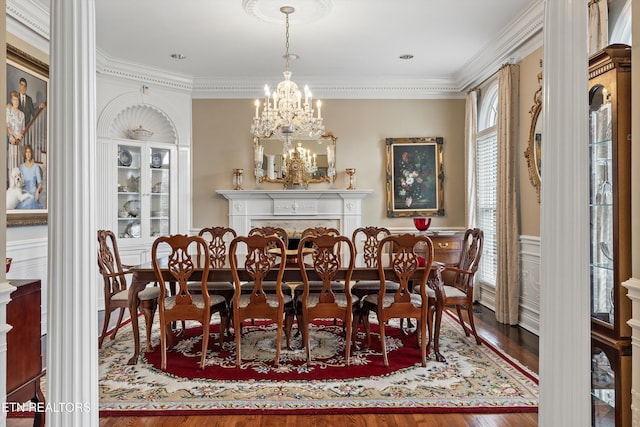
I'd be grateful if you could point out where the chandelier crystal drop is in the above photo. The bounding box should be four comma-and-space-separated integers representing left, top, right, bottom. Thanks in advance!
250, 6, 325, 156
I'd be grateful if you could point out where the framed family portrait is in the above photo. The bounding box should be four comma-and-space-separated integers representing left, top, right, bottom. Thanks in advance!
385, 137, 444, 218
6, 45, 48, 226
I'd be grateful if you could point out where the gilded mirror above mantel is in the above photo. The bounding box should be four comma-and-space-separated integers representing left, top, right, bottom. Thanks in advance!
524, 65, 542, 203
253, 133, 337, 189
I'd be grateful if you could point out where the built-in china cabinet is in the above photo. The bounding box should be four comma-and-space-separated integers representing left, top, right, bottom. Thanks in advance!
96, 102, 183, 267
588, 44, 631, 427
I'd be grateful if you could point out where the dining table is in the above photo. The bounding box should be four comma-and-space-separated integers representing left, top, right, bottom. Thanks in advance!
125, 255, 446, 365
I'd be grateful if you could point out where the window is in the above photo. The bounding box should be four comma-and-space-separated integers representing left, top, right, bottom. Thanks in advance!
476, 84, 498, 286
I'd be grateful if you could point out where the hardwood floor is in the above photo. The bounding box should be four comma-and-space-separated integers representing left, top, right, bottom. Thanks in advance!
7, 305, 539, 427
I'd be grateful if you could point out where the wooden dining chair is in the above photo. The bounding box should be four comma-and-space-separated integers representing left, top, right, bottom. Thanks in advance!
350, 226, 399, 301
188, 226, 237, 336
360, 233, 434, 367
295, 233, 357, 367
244, 226, 290, 294
427, 228, 484, 361
97, 229, 159, 350
229, 234, 291, 367
152, 234, 229, 370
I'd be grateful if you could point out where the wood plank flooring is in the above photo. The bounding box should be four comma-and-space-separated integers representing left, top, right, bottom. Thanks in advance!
8, 304, 539, 427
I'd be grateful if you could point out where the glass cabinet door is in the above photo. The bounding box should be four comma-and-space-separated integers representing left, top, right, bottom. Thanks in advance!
591, 346, 616, 427
148, 147, 171, 238
117, 144, 142, 240
589, 84, 614, 327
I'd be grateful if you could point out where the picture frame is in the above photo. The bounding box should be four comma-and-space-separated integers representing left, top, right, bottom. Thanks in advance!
385, 137, 444, 218
6, 44, 48, 226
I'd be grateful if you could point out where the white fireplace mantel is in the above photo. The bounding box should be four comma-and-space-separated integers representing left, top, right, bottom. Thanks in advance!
216, 189, 373, 237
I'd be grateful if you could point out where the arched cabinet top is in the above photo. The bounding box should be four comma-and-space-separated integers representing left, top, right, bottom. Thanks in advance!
97, 92, 178, 144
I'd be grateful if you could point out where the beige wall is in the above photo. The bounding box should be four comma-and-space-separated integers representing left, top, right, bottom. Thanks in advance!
192, 99, 466, 230
519, 47, 543, 237
193, 59, 544, 236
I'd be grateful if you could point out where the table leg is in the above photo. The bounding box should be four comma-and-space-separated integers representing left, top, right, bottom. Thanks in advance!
127, 274, 147, 365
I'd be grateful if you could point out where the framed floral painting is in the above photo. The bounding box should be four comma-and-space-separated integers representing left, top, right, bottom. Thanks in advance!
6, 44, 48, 226
385, 137, 444, 218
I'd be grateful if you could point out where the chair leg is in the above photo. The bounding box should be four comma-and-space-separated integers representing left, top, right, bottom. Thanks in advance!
455, 304, 470, 337
284, 310, 294, 350
200, 320, 210, 370
350, 311, 361, 350
419, 315, 427, 367
363, 309, 372, 350
110, 307, 126, 342
219, 311, 229, 347
379, 312, 389, 367
433, 304, 445, 363
98, 307, 113, 349
234, 312, 242, 368
274, 317, 283, 368
466, 304, 482, 345
160, 323, 168, 371
344, 314, 352, 367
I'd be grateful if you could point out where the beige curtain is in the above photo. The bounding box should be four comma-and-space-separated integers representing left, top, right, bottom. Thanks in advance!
464, 90, 480, 301
588, 0, 609, 55
495, 64, 520, 325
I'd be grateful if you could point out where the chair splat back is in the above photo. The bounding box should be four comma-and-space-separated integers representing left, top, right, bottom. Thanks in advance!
352, 226, 391, 268
198, 226, 237, 268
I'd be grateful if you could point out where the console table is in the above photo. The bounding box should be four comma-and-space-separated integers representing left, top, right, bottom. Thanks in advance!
6, 279, 45, 427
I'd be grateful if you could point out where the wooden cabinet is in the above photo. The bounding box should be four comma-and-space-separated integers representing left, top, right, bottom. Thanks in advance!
430, 233, 463, 264
6, 279, 45, 426
588, 44, 632, 427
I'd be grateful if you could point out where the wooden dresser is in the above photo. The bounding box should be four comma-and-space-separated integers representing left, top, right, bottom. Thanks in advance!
6, 279, 45, 426
430, 232, 464, 264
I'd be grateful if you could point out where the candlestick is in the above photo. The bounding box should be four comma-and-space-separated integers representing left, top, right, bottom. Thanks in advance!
232, 168, 244, 190
317, 100, 322, 119
346, 168, 356, 190
254, 100, 260, 119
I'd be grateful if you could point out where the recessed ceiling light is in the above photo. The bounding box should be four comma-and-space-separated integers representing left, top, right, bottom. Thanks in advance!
399, 54, 414, 60
170, 53, 187, 60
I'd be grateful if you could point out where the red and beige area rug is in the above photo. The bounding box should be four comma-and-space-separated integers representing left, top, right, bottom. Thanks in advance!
98, 312, 538, 416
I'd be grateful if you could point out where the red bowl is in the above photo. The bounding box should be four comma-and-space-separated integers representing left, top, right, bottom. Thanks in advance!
413, 217, 431, 231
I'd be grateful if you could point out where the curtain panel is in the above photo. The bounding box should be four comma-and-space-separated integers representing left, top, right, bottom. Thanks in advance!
495, 64, 520, 325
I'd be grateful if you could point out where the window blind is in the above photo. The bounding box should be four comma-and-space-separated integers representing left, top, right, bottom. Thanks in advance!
476, 131, 497, 286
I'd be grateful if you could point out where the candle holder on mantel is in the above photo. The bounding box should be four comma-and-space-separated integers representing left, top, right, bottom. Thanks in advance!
232, 168, 244, 190
345, 168, 356, 190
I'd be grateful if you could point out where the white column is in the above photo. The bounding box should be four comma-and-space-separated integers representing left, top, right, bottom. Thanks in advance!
629, 4, 640, 427
0, 283, 14, 427
623, 279, 640, 425
48, 1, 99, 426
539, 1, 590, 426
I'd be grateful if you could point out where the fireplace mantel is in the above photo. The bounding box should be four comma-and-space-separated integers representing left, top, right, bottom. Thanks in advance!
216, 189, 373, 237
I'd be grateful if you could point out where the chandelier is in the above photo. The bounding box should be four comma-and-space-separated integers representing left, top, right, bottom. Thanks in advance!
250, 6, 325, 156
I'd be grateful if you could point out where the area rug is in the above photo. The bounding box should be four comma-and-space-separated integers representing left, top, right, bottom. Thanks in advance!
98, 312, 538, 416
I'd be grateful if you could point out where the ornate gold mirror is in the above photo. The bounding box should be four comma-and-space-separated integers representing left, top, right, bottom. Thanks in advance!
254, 133, 337, 189
524, 67, 542, 202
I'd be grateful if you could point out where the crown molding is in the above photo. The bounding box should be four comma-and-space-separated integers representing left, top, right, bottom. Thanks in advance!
190, 77, 464, 99
456, 0, 544, 92
6, 0, 49, 53
11, 0, 544, 99
95, 49, 193, 93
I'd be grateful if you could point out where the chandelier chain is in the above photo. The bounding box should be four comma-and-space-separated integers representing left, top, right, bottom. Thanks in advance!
284, 11, 290, 71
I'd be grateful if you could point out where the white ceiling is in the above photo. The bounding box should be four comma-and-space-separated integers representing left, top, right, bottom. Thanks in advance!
13, 0, 544, 98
